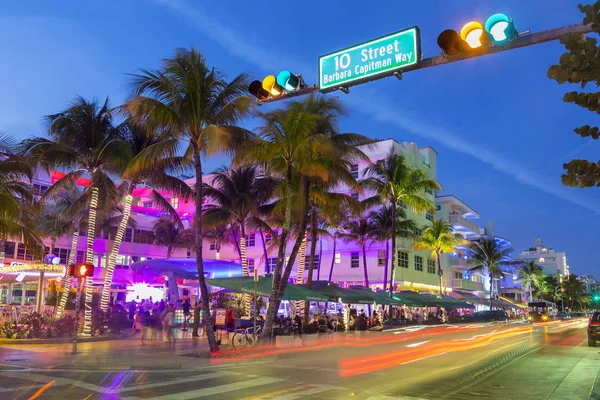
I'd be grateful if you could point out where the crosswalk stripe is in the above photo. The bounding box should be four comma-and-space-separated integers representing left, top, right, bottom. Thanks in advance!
124, 376, 284, 400
274, 384, 344, 400
117, 371, 236, 393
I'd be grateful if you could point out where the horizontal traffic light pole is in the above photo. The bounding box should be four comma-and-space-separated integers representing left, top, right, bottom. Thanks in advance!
258, 22, 593, 105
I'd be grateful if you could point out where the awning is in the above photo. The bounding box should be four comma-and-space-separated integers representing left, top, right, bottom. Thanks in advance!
206, 276, 329, 302
393, 291, 430, 307
308, 282, 374, 304
347, 288, 405, 306
420, 293, 475, 309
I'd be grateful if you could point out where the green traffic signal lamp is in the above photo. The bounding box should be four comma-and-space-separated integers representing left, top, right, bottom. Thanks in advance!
249, 80, 269, 100
485, 13, 518, 42
276, 70, 299, 92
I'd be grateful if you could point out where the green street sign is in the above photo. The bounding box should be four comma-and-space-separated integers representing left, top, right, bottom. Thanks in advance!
319, 26, 421, 92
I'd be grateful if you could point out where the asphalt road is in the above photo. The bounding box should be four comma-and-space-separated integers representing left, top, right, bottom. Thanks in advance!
0, 319, 597, 399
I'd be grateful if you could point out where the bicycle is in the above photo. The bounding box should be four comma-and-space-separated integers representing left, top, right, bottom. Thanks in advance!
231, 325, 262, 350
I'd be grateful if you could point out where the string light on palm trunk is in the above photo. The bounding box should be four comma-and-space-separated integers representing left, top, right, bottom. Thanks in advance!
100, 194, 132, 312
82, 187, 98, 336
56, 230, 79, 318
295, 237, 307, 315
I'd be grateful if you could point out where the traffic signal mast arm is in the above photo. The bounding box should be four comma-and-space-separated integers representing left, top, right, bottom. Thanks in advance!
257, 22, 593, 105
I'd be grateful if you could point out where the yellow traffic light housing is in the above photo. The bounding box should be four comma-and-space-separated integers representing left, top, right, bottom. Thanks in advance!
262, 75, 283, 96
460, 21, 489, 49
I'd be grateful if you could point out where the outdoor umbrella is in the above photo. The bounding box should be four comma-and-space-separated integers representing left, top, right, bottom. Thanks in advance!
348, 288, 405, 306
206, 276, 329, 302
393, 291, 430, 307
420, 293, 475, 309
308, 282, 375, 304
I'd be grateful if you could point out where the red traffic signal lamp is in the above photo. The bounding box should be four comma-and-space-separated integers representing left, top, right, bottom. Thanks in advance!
249, 70, 304, 101
68, 263, 94, 278
438, 13, 518, 56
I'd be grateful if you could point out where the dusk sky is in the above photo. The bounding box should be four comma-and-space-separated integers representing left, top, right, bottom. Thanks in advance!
1, 0, 597, 276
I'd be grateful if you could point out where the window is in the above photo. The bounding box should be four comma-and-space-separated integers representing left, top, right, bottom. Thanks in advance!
33, 184, 49, 195
245, 233, 256, 247
351, 192, 359, 201
94, 253, 106, 268
335, 253, 341, 264
247, 259, 255, 274
4, 241, 15, 258
131, 256, 140, 263
170, 197, 179, 209
350, 164, 359, 179
455, 271, 463, 279
124, 228, 132, 243
266, 257, 278, 273
133, 229, 142, 244
209, 238, 217, 251
414, 255, 423, 271
115, 254, 130, 266
77, 251, 86, 263
398, 251, 409, 269
142, 201, 153, 208
350, 252, 359, 268
425, 187, 433, 195
304, 255, 320, 270
426, 211, 434, 221
16, 244, 33, 261
56, 248, 69, 262
435, 205, 441, 211
427, 259, 436, 274
377, 250, 386, 267
413, 227, 422, 237
264, 231, 272, 244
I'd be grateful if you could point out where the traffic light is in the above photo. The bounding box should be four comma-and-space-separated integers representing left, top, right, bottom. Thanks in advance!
438, 13, 518, 56
249, 70, 304, 101
68, 263, 94, 278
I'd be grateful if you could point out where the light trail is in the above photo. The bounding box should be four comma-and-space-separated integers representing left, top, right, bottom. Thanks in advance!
27, 379, 56, 400
338, 326, 533, 377
406, 341, 430, 348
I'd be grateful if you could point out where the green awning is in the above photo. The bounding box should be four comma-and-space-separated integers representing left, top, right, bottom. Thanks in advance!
308, 283, 374, 304
394, 291, 430, 307
420, 293, 475, 309
206, 276, 329, 302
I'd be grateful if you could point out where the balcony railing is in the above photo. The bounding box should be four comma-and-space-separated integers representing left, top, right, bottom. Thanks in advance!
451, 278, 483, 291
448, 214, 480, 235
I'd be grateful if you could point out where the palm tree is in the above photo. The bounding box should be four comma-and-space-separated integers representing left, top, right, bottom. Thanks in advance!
203, 166, 275, 276
369, 205, 415, 291
534, 274, 559, 303
0, 133, 41, 266
99, 121, 193, 312
515, 261, 543, 302
467, 237, 514, 310
339, 208, 376, 288
362, 152, 440, 298
563, 274, 585, 310
153, 216, 194, 258
235, 101, 340, 339
126, 48, 251, 352
413, 219, 466, 296
20, 97, 128, 335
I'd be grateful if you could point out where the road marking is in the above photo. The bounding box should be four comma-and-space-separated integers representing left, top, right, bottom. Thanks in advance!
240, 383, 311, 399
274, 384, 345, 400
0, 371, 101, 392
406, 341, 429, 348
116, 371, 237, 393
124, 376, 283, 400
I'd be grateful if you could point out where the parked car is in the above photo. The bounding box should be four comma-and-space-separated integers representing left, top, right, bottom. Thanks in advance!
555, 312, 570, 320
588, 312, 600, 347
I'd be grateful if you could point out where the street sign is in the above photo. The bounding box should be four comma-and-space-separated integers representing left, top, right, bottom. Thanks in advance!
319, 26, 421, 92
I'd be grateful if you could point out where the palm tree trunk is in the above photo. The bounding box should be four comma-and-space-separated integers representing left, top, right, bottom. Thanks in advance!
328, 236, 337, 282
296, 236, 307, 318
383, 239, 389, 291
260, 228, 269, 274
100, 194, 133, 312
529, 283, 533, 302
303, 206, 318, 324
389, 199, 397, 299
489, 273, 494, 310
362, 243, 370, 287
191, 146, 219, 353
82, 187, 99, 336
437, 250, 443, 297
263, 166, 294, 340
317, 239, 323, 281
0, 237, 5, 266
167, 246, 173, 259
56, 226, 79, 318
239, 223, 251, 316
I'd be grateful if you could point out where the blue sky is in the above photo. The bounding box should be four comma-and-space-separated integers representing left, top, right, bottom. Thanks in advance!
1, 0, 598, 277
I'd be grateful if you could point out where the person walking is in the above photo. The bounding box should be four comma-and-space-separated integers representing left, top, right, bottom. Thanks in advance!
192, 300, 201, 337
182, 299, 191, 331
163, 304, 175, 348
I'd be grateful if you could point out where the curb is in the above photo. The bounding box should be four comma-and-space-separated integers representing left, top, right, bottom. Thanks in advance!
0, 331, 134, 345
